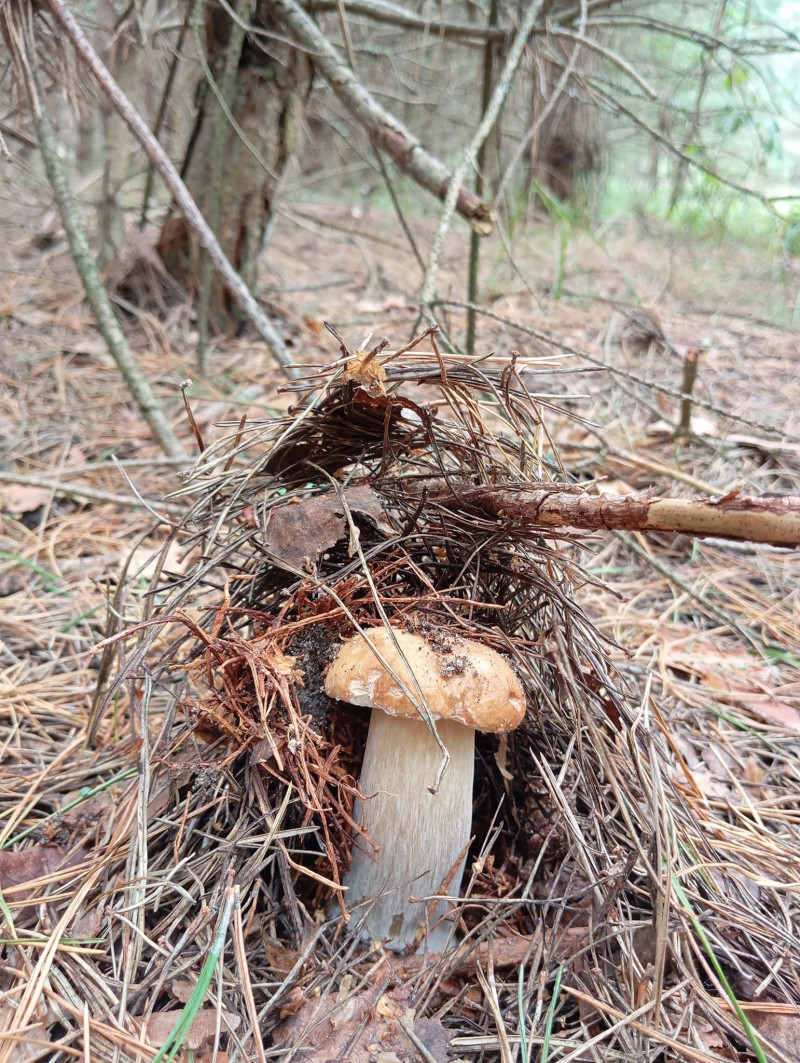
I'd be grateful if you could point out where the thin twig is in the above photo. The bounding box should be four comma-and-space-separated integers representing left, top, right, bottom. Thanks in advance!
420, 0, 545, 308
42, 0, 297, 375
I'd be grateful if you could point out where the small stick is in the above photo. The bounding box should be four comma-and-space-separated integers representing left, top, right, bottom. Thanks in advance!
676, 347, 701, 439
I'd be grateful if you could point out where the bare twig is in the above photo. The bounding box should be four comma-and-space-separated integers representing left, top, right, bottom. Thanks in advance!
28, 84, 187, 460
42, 0, 297, 374
303, 0, 512, 41
493, 0, 589, 207
0, 471, 184, 516
420, 0, 545, 308
668, 0, 729, 209
139, 2, 191, 228
438, 299, 800, 443
270, 0, 494, 234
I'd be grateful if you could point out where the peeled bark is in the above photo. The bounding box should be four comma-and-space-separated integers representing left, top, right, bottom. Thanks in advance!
448, 485, 800, 549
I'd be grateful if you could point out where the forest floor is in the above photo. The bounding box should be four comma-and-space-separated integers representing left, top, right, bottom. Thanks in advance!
2, 180, 800, 1062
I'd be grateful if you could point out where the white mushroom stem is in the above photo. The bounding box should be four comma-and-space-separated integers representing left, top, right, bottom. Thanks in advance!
345, 709, 474, 951
324, 626, 525, 951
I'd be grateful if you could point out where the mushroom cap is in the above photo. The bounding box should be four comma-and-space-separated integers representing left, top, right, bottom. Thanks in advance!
324, 627, 525, 733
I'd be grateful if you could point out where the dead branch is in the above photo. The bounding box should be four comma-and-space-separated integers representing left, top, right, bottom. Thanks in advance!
302, 0, 512, 41
270, 0, 494, 235
301, 0, 625, 40
30, 92, 187, 460
419, 0, 545, 307
0, 116, 36, 149
42, 0, 297, 375
449, 484, 800, 548
0, 472, 184, 516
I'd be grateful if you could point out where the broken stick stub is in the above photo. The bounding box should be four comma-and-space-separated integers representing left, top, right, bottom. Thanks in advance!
325, 626, 525, 951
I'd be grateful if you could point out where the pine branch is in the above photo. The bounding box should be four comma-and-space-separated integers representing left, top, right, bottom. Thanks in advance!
270, 0, 494, 235
443, 485, 800, 549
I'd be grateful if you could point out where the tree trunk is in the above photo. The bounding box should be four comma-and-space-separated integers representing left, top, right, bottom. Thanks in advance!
157, 2, 311, 335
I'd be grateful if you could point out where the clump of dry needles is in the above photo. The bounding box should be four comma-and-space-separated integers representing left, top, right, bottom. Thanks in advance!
5, 326, 800, 1062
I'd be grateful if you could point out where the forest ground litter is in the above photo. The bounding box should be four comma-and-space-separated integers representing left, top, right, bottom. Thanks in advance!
1, 183, 800, 1062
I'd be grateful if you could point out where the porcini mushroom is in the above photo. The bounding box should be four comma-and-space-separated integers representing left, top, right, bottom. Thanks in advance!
325, 626, 525, 951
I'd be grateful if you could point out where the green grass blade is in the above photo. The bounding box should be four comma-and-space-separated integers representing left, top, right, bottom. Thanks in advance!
671, 874, 767, 1063
541, 964, 563, 1063
150, 884, 238, 1063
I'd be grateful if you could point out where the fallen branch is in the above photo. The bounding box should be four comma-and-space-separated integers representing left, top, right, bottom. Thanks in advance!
42, 0, 296, 375
271, 0, 494, 235
443, 484, 800, 549
0, 472, 184, 517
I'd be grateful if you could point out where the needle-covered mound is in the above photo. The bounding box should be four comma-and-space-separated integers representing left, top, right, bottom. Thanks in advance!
87, 326, 800, 1060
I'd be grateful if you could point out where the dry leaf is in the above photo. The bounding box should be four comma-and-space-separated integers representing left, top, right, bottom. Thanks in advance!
0, 484, 52, 516
342, 348, 388, 397
0, 844, 89, 923
273, 984, 453, 1063
748, 1010, 800, 1061
664, 645, 800, 731
144, 1008, 241, 1051
263, 936, 301, 974
170, 978, 196, 1004
69, 905, 103, 939
354, 295, 407, 314
265, 486, 393, 571
0, 845, 88, 897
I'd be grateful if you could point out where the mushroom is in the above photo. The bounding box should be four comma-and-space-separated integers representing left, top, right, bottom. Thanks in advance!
325, 626, 525, 951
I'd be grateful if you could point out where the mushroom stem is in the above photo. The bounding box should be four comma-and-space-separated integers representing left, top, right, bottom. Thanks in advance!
345, 709, 474, 951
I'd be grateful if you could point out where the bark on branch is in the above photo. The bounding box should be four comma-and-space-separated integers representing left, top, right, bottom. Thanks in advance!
270, 0, 494, 234
301, 0, 621, 41
303, 0, 511, 41
442, 485, 800, 549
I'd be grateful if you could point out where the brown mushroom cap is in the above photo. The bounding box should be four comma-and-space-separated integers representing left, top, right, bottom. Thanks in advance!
324, 627, 525, 733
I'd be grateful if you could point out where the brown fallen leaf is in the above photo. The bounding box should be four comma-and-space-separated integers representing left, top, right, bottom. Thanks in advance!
0, 844, 89, 924
273, 984, 453, 1063
355, 295, 408, 314
663, 645, 800, 732
0, 483, 52, 516
143, 1008, 241, 1051
170, 978, 197, 1004
263, 936, 302, 974
265, 486, 393, 571
748, 1009, 800, 1062
341, 345, 388, 397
